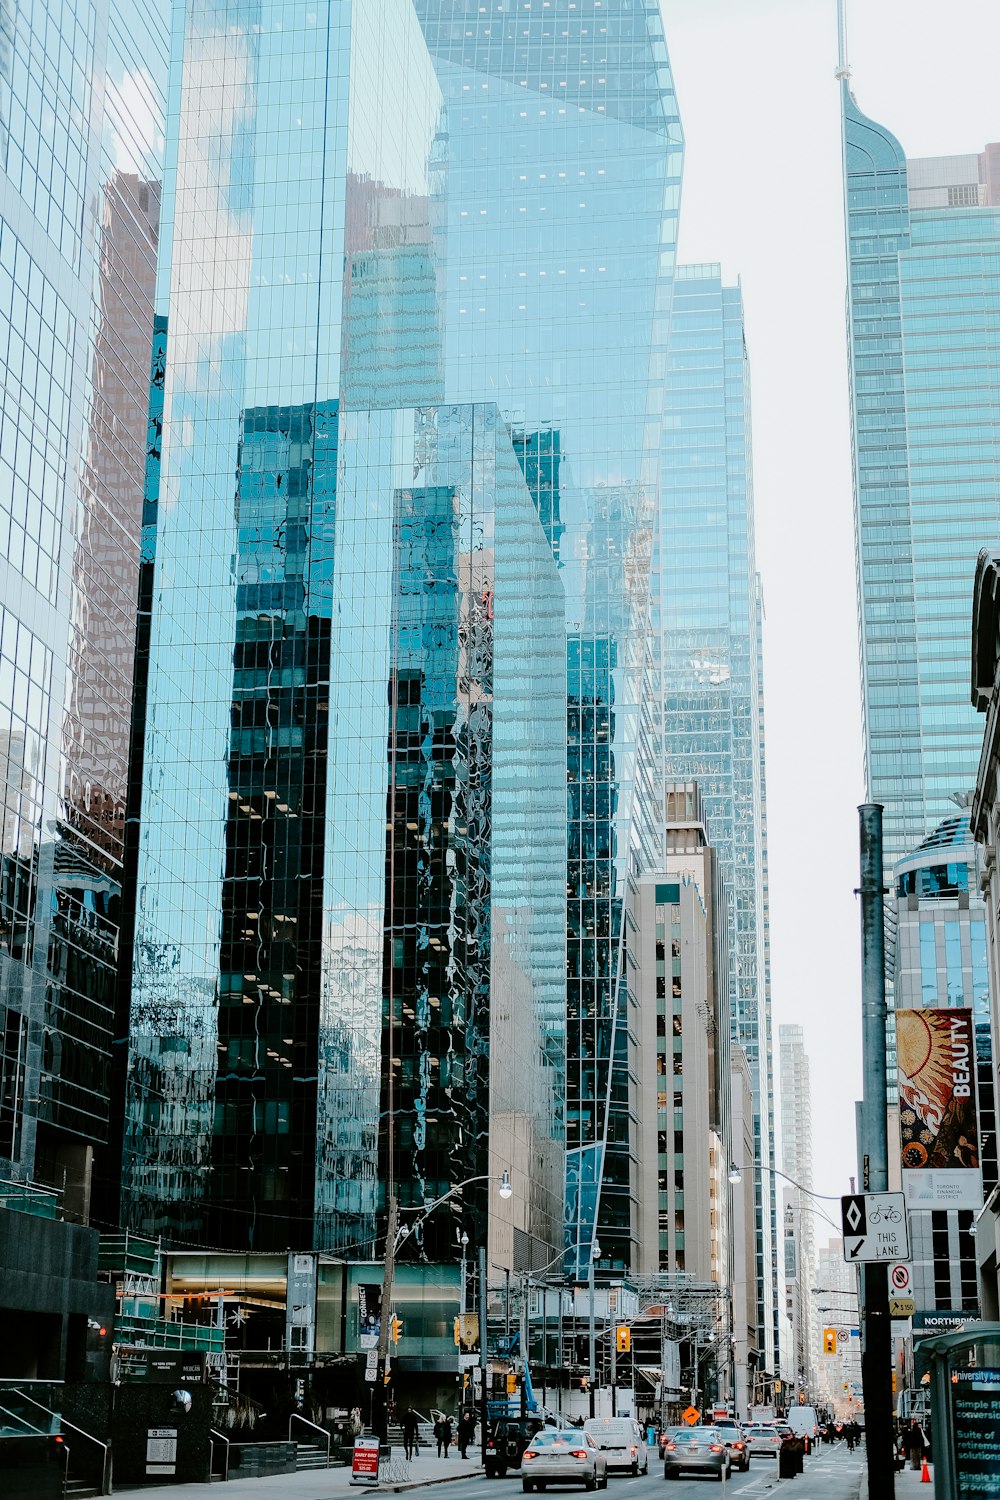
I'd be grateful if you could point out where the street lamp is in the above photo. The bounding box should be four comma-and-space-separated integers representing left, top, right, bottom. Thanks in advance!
728, 1161, 844, 1201
588, 1239, 601, 1418
395, 1170, 514, 1249
460, 1231, 469, 1315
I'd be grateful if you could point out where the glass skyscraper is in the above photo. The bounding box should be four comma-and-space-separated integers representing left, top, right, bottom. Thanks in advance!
0, 0, 169, 1215
121, 0, 683, 1278
843, 87, 1000, 868
655, 266, 775, 1365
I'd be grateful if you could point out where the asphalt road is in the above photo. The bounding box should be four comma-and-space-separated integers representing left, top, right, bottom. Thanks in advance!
392, 1444, 865, 1500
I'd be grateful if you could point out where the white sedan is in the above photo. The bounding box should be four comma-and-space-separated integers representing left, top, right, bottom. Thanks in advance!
743, 1423, 783, 1459
521, 1430, 609, 1492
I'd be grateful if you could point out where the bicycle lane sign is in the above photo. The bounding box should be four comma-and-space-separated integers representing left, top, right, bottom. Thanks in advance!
841, 1192, 910, 1263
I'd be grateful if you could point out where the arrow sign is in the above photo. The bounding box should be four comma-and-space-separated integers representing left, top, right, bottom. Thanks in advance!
840, 1192, 909, 1263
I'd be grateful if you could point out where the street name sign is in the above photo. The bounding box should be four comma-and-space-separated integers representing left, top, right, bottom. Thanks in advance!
841, 1192, 910, 1263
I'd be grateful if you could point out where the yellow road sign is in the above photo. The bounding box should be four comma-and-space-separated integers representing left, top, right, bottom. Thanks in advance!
682, 1406, 700, 1426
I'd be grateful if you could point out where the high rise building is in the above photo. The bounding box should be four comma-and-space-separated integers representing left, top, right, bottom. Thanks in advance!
0, 0, 168, 1210
842, 85, 1000, 868
655, 264, 776, 1365
891, 815, 995, 1316
632, 784, 731, 1284
778, 1024, 817, 1399
120, 0, 684, 1284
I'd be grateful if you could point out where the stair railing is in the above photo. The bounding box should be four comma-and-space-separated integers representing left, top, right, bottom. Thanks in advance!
11, 1391, 111, 1495
288, 1412, 331, 1466
209, 1427, 231, 1482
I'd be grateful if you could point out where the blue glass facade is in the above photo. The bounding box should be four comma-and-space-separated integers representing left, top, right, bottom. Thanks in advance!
119, 0, 683, 1273
843, 90, 1000, 868
0, 0, 169, 1211
655, 266, 775, 1362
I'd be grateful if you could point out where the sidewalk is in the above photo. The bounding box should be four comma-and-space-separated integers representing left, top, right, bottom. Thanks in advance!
119, 1454, 485, 1500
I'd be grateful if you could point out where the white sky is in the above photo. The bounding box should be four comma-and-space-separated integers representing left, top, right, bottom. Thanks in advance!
659, 0, 1000, 1205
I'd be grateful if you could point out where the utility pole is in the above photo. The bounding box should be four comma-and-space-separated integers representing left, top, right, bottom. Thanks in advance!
373, 1195, 399, 1446
479, 1248, 488, 1468
588, 1251, 597, 1418
858, 805, 894, 1498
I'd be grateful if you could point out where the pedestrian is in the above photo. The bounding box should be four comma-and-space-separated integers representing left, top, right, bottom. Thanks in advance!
442, 1416, 453, 1457
403, 1409, 419, 1461
458, 1408, 476, 1459
906, 1418, 926, 1470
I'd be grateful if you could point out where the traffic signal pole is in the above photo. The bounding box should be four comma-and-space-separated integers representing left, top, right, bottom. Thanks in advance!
373, 1195, 399, 1445
857, 805, 894, 1498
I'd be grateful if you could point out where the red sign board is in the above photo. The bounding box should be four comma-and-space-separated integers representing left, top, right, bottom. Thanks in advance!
351, 1437, 380, 1485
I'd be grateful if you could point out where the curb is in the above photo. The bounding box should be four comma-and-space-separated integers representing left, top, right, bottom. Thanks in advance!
384, 1470, 486, 1493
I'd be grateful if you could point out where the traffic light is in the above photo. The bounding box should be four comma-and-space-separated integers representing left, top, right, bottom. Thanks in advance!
454, 1318, 461, 1346
615, 1325, 631, 1354
823, 1328, 837, 1355
391, 1315, 402, 1344
579, 1376, 590, 1392
507, 1372, 517, 1395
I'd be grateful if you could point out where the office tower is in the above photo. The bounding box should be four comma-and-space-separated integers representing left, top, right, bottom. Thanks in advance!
778, 1025, 817, 1400
842, 86, 1000, 868
0, 1, 168, 1212
656, 264, 776, 1364
121, 0, 682, 1278
892, 815, 995, 1315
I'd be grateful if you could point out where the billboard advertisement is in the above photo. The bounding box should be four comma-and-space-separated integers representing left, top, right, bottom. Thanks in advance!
897, 1007, 983, 1209
358, 1283, 383, 1349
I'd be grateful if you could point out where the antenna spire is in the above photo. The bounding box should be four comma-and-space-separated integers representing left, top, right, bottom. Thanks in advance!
835, 0, 851, 81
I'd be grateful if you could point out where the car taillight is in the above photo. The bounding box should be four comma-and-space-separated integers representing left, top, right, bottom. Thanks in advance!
570, 1450, 588, 1460
710, 1444, 723, 1453
630, 1446, 637, 1454
665, 1442, 676, 1452
734, 1442, 745, 1450
523, 1452, 537, 1461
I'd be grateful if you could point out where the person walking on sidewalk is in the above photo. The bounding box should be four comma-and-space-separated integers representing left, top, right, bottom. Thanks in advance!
435, 1416, 453, 1457
403, 1409, 419, 1461
906, 1418, 927, 1470
458, 1408, 476, 1459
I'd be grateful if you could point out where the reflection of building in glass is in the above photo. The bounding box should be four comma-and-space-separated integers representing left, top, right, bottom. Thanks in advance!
122, 0, 684, 1285
0, 0, 167, 1218
124, 396, 566, 1270
655, 265, 775, 1364
891, 814, 995, 1316
412, 2, 683, 1275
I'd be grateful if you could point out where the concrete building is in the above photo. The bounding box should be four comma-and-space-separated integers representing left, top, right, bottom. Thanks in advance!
730, 1046, 761, 1416
779, 1025, 817, 1401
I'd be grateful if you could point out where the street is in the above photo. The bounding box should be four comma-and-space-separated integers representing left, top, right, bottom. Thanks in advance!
111, 1441, 874, 1500
419, 1450, 865, 1500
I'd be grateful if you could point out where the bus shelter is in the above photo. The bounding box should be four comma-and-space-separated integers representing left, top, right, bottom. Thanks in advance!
920, 1321, 1000, 1499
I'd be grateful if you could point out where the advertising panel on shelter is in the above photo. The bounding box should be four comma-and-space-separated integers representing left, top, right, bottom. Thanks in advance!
897, 1007, 983, 1209
358, 1283, 383, 1349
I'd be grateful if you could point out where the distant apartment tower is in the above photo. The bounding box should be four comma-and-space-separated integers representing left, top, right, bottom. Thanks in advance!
632, 784, 731, 1283
779, 1025, 817, 1398
656, 264, 776, 1366
0, 3, 168, 1209
842, 87, 1000, 867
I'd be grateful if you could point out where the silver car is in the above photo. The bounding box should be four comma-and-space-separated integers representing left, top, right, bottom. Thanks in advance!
662, 1427, 731, 1482
743, 1423, 783, 1459
521, 1430, 609, 1492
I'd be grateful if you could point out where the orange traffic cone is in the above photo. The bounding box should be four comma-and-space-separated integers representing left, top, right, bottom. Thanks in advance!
920, 1456, 931, 1483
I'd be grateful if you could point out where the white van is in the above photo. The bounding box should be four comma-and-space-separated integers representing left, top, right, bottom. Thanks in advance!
786, 1406, 819, 1442
582, 1417, 649, 1475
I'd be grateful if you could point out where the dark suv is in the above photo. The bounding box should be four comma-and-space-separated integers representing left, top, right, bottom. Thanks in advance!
485, 1418, 547, 1477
